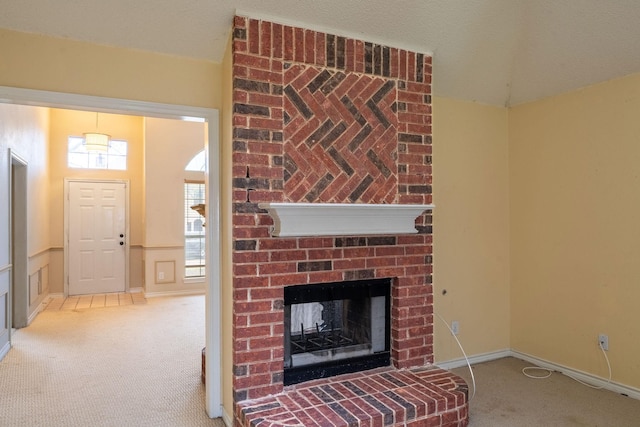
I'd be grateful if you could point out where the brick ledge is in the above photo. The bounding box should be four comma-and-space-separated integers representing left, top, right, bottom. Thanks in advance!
236, 365, 468, 427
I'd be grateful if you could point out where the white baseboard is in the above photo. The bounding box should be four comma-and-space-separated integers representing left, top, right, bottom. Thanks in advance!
511, 350, 640, 401
435, 349, 511, 370
48, 293, 65, 299
0, 341, 10, 361
129, 287, 144, 294
221, 409, 233, 426
438, 348, 640, 401
27, 297, 50, 325
144, 289, 205, 298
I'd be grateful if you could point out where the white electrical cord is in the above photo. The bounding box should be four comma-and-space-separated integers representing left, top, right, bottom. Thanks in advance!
522, 341, 612, 390
522, 366, 552, 379
436, 313, 476, 400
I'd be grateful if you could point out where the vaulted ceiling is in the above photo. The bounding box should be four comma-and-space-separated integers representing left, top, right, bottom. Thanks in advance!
2, 0, 640, 106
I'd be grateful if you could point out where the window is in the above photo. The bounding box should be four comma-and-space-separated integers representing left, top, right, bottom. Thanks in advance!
185, 150, 206, 171
185, 181, 205, 278
67, 136, 127, 170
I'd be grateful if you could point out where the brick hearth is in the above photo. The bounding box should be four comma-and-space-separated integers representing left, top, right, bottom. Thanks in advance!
231, 15, 467, 426
238, 366, 468, 427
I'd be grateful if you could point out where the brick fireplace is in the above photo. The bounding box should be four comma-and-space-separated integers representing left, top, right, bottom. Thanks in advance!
231, 15, 468, 426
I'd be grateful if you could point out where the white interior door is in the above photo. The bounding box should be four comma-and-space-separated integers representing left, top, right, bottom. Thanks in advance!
68, 181, 126, 296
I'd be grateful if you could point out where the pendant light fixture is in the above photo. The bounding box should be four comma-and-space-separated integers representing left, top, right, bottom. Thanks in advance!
83, 112, 111, 152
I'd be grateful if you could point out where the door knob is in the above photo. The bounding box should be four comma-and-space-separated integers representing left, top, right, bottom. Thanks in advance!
120, 242, 124, 245
120, 234, 124, 238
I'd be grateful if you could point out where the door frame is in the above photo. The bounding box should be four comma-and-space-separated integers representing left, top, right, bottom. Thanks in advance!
0, 85, 222, 418
9, 149, 28, 329
64, 178, 130, 296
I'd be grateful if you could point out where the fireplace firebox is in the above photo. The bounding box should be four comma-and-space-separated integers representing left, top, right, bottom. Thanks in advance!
283, 278, 391, 385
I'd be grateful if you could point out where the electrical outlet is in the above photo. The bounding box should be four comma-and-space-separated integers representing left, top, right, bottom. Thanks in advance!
158, 272, 165, 280
598, 334, 609, 351
451, 321, 460, 335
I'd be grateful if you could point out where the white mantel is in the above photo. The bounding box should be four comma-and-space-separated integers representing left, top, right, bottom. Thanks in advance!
258, 203, 434, 237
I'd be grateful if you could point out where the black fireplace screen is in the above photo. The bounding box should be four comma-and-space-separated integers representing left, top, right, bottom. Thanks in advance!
283, 278, 391, 385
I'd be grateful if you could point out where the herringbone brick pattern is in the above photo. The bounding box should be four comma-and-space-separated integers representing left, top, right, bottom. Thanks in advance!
283, 64, 398, 203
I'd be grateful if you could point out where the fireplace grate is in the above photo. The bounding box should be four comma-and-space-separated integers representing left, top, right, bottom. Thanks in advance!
290, 323, 356, 354
284, 278, 391, 385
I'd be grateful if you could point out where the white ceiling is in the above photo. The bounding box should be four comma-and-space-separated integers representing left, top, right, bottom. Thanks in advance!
2, 0, 640, 106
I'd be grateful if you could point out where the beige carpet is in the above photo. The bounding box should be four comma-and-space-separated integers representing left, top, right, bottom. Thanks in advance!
7, 297, 639, 427
0, 295, 224, 427
452, 357, 640, 426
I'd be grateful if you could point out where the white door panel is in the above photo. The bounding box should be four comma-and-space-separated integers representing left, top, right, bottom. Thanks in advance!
68, 181, 126, 295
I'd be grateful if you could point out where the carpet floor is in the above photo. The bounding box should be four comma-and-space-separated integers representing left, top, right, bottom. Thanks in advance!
6, 295, 639, 426
452, 357, 640, 426
0, 294, 224, 427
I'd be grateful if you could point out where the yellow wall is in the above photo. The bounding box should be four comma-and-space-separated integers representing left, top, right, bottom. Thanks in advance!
142, 117, 206, 294
1, 106, 52, 256
0, 103, 51, 316
144, 118, 206, 246
432, 97, 511, 362
0, 28, 221, 109
435, 78, 640, 390
510, 73, 640, 388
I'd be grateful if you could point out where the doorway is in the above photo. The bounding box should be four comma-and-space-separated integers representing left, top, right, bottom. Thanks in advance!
10, 151, 28, 329
0, 85, 222, 418
66, 180, 128, 296
1, 150, 29, 361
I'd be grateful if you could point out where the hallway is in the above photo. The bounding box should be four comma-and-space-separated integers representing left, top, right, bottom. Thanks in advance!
0, 294, 223, 426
